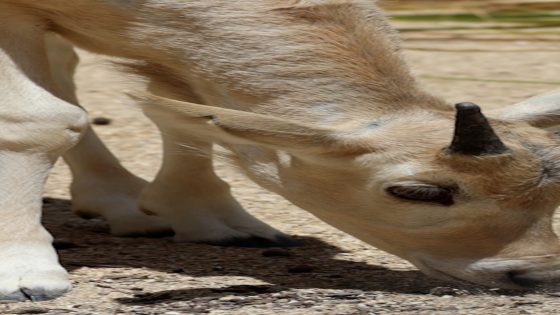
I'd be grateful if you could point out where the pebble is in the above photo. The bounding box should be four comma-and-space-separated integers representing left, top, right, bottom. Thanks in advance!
429, 286, 458, 296
92, 117, 112, 125
356, 304, 370, 311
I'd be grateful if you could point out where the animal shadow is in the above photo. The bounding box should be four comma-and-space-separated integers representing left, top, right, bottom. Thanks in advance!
42, 197, 519, 305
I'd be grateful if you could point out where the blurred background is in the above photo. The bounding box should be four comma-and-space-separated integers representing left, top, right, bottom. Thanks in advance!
377, 0, 560, 107
382, 0, 560, 42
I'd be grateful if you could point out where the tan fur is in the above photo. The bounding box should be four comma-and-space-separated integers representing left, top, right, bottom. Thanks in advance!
1, 0, 560, 298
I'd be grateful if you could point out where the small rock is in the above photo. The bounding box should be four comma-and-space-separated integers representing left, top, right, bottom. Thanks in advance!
429, 286, 457, 296
171, 268, 185, 273
91, 117, 112, 125
262, 249, 292, 257
287, 299, 301, 306
11, 306, 50, 314
288, 265, 314, 273
356, 304, 370, 312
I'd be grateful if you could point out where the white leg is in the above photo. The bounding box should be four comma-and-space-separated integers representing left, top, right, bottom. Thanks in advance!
64, 129, 171, 236
0, 17, 88, 300
0, 153, 71, 301
139, 84, 297, 246
45, 34, 171, 236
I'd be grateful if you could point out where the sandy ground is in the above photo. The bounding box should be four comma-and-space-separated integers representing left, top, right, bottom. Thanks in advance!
2, 21, 560, 315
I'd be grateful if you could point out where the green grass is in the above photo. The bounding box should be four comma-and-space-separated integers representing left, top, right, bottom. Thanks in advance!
421, 75, 560, 85
393, 11, 560, 26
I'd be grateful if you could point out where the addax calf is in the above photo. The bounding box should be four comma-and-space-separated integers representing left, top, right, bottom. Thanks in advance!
2, 0, 560, 300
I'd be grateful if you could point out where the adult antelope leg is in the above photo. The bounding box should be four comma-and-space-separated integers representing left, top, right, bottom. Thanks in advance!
63, 129, 172, 236
46, 34, 171, 236
0, 15, 87, 301
138, 83, 297, 246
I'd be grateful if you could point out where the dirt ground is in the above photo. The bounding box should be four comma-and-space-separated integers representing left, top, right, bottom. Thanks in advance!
2, 19, 560, 315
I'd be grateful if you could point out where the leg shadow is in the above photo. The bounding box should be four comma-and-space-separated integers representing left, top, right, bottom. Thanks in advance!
42, 197, 522, 306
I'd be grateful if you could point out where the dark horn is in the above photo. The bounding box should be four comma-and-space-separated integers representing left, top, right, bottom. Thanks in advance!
446, 102, 509, 155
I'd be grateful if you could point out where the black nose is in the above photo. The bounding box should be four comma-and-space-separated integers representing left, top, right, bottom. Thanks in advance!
507, 271, 542, 288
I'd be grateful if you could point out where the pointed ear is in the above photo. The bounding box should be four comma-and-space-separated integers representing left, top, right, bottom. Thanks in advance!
130, 92, 369, 155
488, 89, 560, 128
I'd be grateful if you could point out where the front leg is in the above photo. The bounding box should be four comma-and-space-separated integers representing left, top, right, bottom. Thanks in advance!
0, 153, 71, 301
139, 132, 297, 247
0, 13, 88, 300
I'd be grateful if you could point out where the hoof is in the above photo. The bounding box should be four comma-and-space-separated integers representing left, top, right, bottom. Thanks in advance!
21, 287, 69, 301
208, 235, 304, 248
0, 242, 72, 302
0, 287, 69, 302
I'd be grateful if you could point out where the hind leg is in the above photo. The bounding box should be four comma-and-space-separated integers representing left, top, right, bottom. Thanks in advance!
63, 129, 171, 236
138, 81, 297, 246
46, 34, 171, 236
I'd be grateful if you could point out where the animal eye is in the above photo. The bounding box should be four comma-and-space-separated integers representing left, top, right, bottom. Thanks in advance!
386, 183, 455, 206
